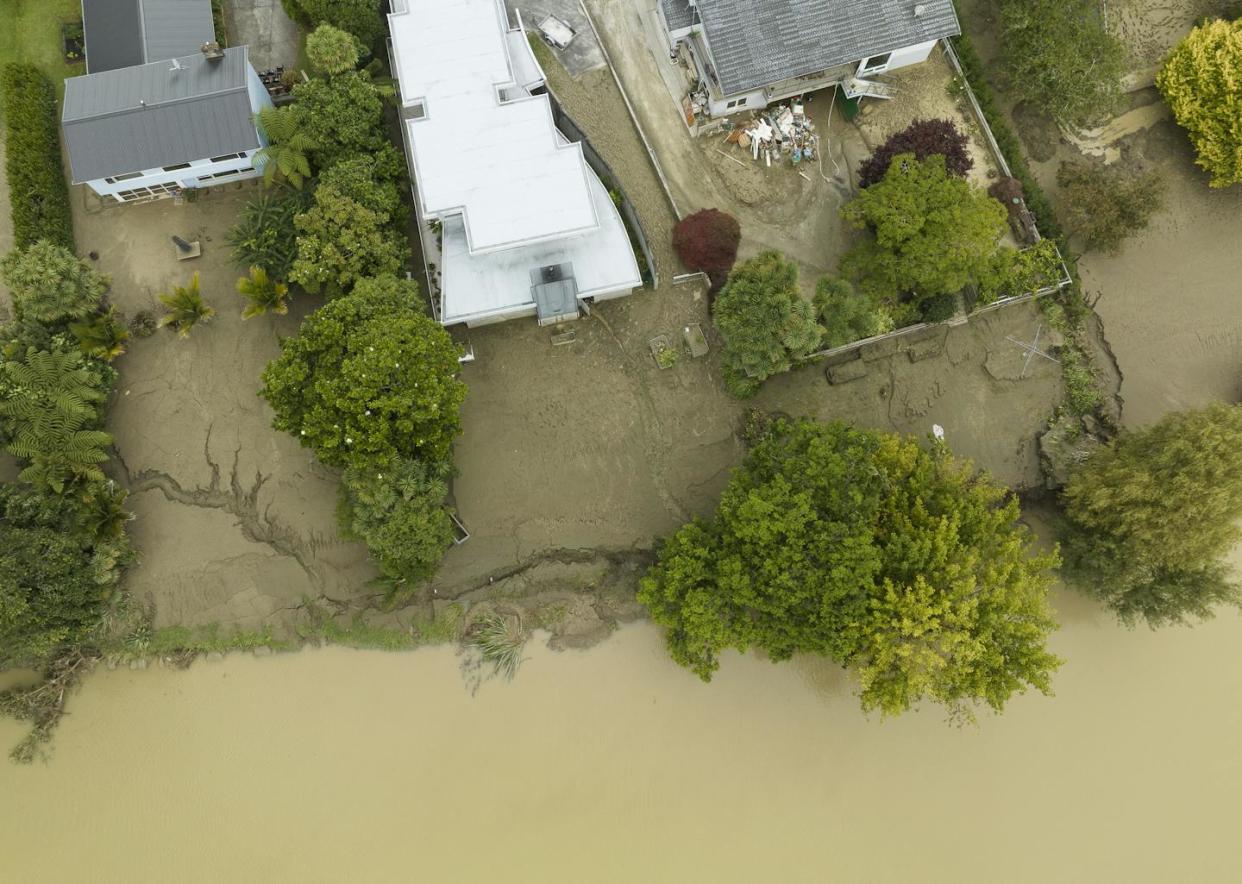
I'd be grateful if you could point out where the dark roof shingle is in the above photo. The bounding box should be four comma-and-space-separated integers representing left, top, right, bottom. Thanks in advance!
670, 0, 960, 96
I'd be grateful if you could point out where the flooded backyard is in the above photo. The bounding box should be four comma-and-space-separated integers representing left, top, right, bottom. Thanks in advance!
2, 591, 1240, 883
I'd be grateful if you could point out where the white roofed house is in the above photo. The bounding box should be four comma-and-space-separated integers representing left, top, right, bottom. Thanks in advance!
658, 0, 961, 119
388, 0, 642, 328
62, 0, 273, 204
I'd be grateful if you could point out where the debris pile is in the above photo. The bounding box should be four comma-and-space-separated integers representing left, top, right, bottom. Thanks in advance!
725, 102, 818, 169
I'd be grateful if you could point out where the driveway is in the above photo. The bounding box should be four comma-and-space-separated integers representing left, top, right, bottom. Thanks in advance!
226, 0, 301, 72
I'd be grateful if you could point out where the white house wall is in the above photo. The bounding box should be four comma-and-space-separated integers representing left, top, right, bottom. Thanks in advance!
882, 39, 938, 72
85, 151, 263, 200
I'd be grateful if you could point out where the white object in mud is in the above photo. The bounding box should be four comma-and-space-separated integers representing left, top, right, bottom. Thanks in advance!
538, 15, 575, 49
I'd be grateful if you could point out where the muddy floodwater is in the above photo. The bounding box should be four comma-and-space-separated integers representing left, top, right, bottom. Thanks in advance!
2, 598, 1241, 883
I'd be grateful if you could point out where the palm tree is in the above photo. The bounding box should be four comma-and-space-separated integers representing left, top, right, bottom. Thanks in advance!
70, 307, 130, 361
253, 106, 318, 189
158, 273, 215, 338
236, 265, 290, 318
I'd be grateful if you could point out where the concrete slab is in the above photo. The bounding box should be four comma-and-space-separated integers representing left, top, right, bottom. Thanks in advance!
507, 1, 606, 77
226, 0, 301, 73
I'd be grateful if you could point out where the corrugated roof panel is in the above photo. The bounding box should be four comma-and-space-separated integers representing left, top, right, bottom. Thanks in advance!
62, 47, 258, 182
140, 0, 217, 62
82, 0, 145, 72
693, 0, 961, 96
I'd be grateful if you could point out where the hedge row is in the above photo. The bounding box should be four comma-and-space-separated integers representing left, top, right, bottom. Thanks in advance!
948, 33, 1064, 242
1, 63, 75, 252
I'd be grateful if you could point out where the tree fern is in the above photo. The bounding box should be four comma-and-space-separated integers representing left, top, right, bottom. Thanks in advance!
0, 348, 105, 444
253, 106, 318, 189
8, 409, 112, 494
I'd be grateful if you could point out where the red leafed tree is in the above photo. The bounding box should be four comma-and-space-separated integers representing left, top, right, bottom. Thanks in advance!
673, 208, 741, 292
858, 118, 973, 188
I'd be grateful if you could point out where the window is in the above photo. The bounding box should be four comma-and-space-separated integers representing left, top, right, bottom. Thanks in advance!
861, 52, 892, 73
725, 97, 747, 109
209, 152, 244, 163
105, 171, 143, 184
162, 162, 192, 171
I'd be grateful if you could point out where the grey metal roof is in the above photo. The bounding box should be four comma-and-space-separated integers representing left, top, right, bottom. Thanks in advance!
139, 0, 217, 63
82, 0, 145, 73
686, 0, 960, 96
660, 0, 696, 31
62, 46, 260, 182
82, 0, 217, 72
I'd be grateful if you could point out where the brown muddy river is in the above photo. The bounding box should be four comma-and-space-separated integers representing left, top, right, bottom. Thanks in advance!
2, 594, 1240, 883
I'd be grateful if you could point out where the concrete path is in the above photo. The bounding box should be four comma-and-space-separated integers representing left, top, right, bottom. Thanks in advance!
227, 0, 301, 73
507, 0, 606, 77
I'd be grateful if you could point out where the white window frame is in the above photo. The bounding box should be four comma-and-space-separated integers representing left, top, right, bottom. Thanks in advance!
860, 52, 892, 74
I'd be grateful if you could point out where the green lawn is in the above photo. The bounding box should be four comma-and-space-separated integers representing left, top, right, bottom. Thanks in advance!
0, 0, 86, 93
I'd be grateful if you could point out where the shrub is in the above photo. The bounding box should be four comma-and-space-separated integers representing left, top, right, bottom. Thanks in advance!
281, 0, 385, 47
1056, 162, 1165, 252
1, 64, 75, 251
858, 118, 973, 188
228, 189, 312, 280
0, 482, 132, 664
292, 71, 387, 171
1061, 404, 1242, 626
290, 186, 406, 295
1157, 18, 1242, 187
841, 153, 1008, 308
999, 0, 1125, 128
639, 418, 1061, 718
317, 154, 406, 227
713, 251, 822, 398
305, 23, 362, 75
672, 208, 741, 291
813, 277, 888, 347
260, 275, 466, 470
338, 458, 455, 585
1, 242, 108, 325
236, 265, 290, 318
978, 239, 1065, 304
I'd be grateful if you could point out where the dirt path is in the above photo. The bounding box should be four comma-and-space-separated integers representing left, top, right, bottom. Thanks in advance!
0, 135, 12, 307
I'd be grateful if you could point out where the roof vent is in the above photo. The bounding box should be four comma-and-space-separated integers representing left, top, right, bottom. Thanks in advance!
200, 41, 225, 61
914, 3, 926, 15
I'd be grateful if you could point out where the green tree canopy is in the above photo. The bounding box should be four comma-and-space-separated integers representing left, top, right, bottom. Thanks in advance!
1, 242, 108, 325
317, 154, 405, 224
639, 419, 1061, 718
1157, 18, 1242, 188
999, 0, 1125, 128
339, 458, 455, 586
841, 154, 1008, 312
713, 250, 822, 398
813, 276, 890, 349
260, 275, 466, 469
1061, 403, 1242, 626
0, 482, 132, 664
282, 0, 385, 47
290, 186, 406, 295
305, 23, 361, 75
292, 71, 386, 171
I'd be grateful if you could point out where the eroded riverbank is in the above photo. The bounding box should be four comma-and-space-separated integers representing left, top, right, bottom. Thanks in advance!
2, 603, 1240, 883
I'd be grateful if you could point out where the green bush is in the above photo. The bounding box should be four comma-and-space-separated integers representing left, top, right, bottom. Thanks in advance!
1, 64, 75, 251
338, 458, 455, 586
1157, 18, 1242, 188
1, 242, 108, 326
1056, 162, 1165, 252
281, 0, 385, 47
639, 418, 1061, 718
0, 482, 132, 665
